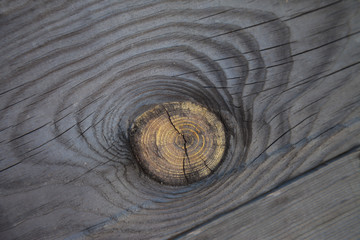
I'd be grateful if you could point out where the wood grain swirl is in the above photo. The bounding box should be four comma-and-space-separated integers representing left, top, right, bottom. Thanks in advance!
0, 0, 359, 239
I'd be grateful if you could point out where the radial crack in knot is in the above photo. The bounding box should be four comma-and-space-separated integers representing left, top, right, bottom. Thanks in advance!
163, 106, 191, 182
130, 101, 226, 185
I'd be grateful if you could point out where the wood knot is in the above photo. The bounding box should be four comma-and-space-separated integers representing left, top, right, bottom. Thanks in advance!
130, 101, 226, 185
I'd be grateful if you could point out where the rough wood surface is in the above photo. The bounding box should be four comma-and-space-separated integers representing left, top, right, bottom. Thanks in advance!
179, 151, 360, 240
0, 0, 359, 239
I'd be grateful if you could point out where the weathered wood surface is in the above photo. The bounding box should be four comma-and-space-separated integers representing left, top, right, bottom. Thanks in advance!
180, 151, 360, 240
0, 0, 359, 239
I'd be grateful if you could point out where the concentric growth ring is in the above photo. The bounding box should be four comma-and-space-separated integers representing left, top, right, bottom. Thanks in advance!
130, 101, 226, 185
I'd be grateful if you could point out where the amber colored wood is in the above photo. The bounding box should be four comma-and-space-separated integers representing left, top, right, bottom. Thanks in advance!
130, 102, 226, 185
0, 0, 359, 239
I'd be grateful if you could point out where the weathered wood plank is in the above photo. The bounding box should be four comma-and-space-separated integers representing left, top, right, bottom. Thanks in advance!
0, 0, 359, 239
179, 150, 360, 240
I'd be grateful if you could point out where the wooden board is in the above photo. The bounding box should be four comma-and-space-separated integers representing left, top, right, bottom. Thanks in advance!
179, 151, 360, 240
0, 0, 359, 239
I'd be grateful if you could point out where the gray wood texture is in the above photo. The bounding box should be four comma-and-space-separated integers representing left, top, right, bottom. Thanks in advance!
180, 151, 360, 240
0, 0, 359, 239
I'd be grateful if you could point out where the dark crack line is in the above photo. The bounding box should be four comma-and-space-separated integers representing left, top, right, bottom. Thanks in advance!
164, 107, 182, 136
202, 158, 214, 174
183, 157, 189, 183
163, 106, 191, 182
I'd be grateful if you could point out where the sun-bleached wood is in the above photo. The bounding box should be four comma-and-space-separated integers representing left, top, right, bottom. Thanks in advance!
179, 151, 360, 240
0, 0, 359, 239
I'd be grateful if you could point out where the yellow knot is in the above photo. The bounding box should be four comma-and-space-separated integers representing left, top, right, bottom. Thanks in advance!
130, 101, 226, 185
